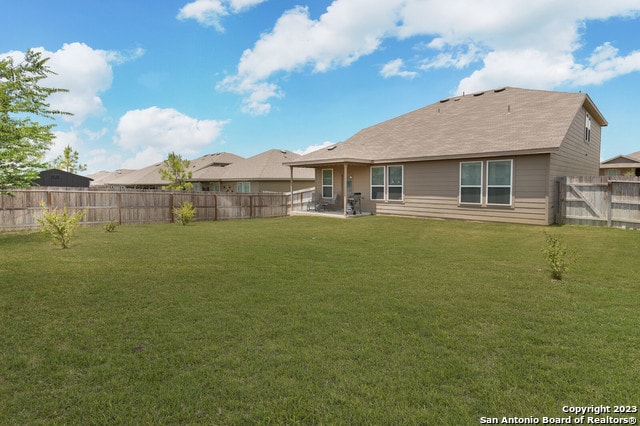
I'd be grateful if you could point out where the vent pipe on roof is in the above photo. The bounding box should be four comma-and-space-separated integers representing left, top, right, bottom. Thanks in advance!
507, 105, 511, 114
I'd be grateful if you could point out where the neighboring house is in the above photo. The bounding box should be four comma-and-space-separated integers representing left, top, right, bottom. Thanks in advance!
599, 150, 640, 176
285, 87, 607, 225
35, 169, 93, 188
104, 152, 243, 190
87, 169, 135, 187
191, 149, 314, 193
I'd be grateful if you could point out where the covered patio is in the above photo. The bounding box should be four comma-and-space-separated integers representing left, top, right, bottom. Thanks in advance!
286, 159, 374, 218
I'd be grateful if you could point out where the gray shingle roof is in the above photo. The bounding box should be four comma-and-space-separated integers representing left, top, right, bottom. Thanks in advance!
287, 87, 607, 166
106, 152, 243, 186
600, 150, 640, 168
206, 149, 314, 181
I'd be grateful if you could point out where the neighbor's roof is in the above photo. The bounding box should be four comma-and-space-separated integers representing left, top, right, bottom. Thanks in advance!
87, 169, 135, 186
286, 87, 607, 167
202, 149, 314, 181
600, 150, 640, 169
105, 152, 243, 186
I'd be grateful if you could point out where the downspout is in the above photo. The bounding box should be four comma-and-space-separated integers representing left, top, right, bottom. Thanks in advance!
343, 163, 348, 217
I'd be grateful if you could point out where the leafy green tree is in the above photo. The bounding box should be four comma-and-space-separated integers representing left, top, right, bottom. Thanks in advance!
159, 151, 193, 190
0, 49, 71, 195
52, 144, 87, 173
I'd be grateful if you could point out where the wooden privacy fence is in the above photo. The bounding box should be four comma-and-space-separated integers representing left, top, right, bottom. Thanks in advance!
0, 188, 308, 232
557, 176, 640, 229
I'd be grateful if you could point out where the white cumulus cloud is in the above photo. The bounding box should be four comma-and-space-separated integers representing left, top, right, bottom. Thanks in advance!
2, 43, 145, 126
177, 0, 267, 31
114, 107, 230, 168
218, 0, 640, 113
381, 59, 418, 79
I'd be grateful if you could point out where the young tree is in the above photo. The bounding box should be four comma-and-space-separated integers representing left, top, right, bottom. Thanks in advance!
52, 144, 87, 173
159, 152, 193, 190
0, 49, 71, 195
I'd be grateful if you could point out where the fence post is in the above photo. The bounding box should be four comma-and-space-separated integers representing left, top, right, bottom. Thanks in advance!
117, 192, 122, 225
556, 177, 565, 225
169, 193, 174, 223
607, 180, 613, 227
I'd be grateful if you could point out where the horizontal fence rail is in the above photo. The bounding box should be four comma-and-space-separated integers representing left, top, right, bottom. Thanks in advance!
0, 187, 314, 232
558, 176, 640, 229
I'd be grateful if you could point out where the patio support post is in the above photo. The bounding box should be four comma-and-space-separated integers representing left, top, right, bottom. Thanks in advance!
343, 163, 348, 217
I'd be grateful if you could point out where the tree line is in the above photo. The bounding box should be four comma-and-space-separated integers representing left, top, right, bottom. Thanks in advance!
1, 49, 191, 196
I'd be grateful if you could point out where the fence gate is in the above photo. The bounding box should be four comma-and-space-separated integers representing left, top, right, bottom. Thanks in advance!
558, 176, 640, 229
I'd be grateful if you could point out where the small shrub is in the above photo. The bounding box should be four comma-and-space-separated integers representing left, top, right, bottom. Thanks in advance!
173, 201, 196, 226
104, 220, 118, 232
541, 232, 576, 280
35, 202, 86, 248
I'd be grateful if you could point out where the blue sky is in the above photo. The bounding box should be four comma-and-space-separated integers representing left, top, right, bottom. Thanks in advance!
2, 0, 640, 174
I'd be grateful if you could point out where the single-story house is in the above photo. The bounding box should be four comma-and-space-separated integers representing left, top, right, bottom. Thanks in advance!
103, 152, 243, 190
285, 87, 607, 225
35, 169, 93, 188
599, 150, 640, 177
191, 149, 314, 193
87, 169, 136, 187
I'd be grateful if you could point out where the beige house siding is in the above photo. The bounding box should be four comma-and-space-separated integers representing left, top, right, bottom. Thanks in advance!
254, 180, 312, 193
291, 89, 607, 225
371, 155, 550, 225
548, 107, 603, 223
218, 180, 312, 193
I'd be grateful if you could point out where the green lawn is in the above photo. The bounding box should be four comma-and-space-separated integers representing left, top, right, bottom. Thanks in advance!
1, 216, 639, 424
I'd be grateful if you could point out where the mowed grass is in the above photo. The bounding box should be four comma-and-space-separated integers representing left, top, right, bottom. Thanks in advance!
1, 216, 639, 424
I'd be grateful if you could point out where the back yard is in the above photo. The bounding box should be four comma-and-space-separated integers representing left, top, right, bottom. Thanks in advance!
1, 216, 638, 424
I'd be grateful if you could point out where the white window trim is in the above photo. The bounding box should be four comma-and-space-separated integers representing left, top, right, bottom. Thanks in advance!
585, 112, 591, 142
459, 161, 483, 205
387, 165, 404, 202
322, 169, 333, 199
486, 159, 513, 206
370, 166, 386, 201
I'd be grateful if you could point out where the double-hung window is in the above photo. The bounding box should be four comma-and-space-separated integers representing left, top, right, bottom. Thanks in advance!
322, 169, 333, 198
388, 166, 403, 200
460, 161, 482, 204
459, 160, 513, 206
371, 165, 403, 201
371, 166, 385, 200
585, 113, 591, 142
487, 160, 512, 205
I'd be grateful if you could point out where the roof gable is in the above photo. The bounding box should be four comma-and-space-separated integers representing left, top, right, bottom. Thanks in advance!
213, 149, 314, 181
601, 150, 640, 165
600, 150, 640, 168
